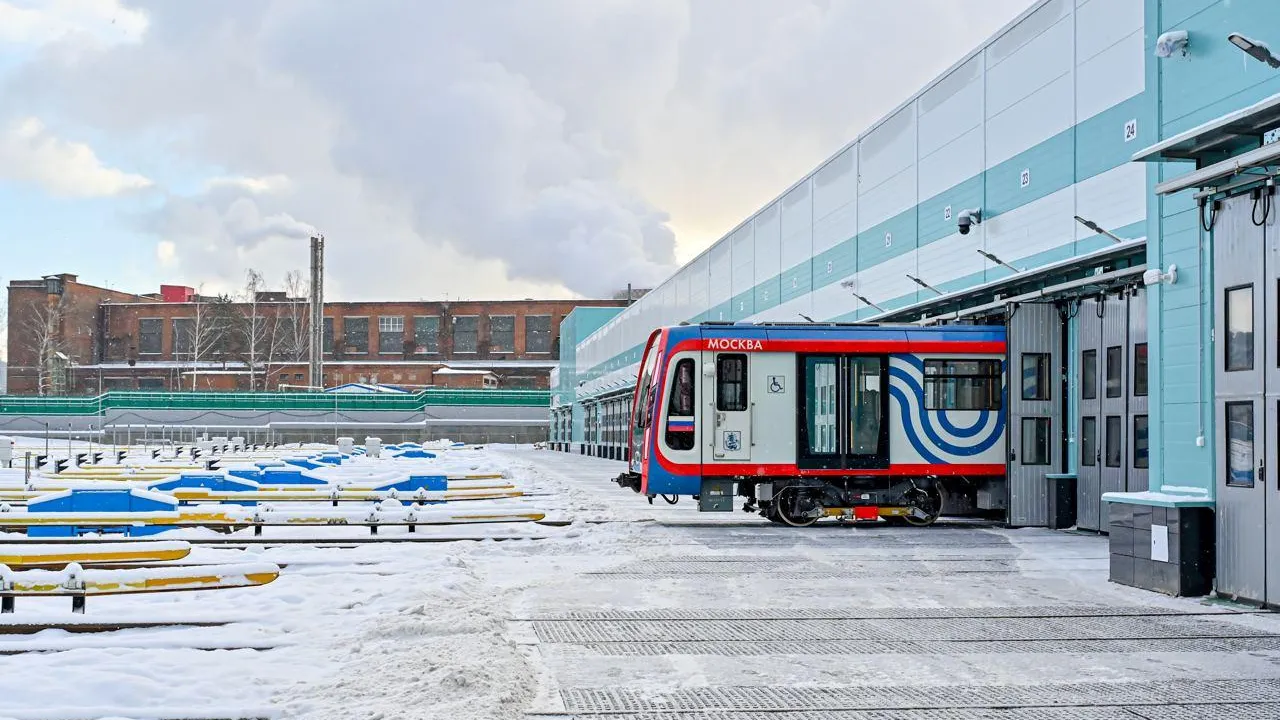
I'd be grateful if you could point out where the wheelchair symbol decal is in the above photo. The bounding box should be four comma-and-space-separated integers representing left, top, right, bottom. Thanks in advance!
767, 375, 785, 393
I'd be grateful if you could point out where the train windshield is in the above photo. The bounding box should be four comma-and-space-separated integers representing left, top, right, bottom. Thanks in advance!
628, 332, 663, 469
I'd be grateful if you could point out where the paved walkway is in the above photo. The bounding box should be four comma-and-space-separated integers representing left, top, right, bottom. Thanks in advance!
499, 449, 1280, 719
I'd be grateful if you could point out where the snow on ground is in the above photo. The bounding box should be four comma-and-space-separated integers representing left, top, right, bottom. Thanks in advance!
0, 446, 1278, 719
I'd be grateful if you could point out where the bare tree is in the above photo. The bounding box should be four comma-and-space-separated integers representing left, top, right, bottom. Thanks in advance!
178, 286, 226, 391
22, 296, 68, 396
272, 270, 311, 389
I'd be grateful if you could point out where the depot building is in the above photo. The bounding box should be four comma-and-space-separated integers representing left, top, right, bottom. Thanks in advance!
549, 0, 1280, 605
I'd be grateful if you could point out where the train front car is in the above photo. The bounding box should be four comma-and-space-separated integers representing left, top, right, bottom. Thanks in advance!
615, 322, 1008, 526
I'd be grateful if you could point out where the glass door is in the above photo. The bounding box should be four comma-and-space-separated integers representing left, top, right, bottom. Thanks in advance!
797, 355, 888, 471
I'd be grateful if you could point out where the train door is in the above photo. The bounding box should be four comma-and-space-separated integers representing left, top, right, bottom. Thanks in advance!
797, 355, 890, 471
1007, 303, 1062, 527
706, 353, 752, 461
1213, 192, 1280, 604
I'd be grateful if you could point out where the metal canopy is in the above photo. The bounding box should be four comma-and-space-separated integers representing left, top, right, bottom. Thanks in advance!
1153, 139, 1280, 196
871, 238, 1146, 324
1132, 90, 1280, 163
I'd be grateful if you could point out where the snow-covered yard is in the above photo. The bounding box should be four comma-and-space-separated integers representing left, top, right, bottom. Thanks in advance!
2, 446, 1279, 719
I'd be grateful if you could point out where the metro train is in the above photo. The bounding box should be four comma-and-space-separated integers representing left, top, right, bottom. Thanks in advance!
613, 322, 1008, 526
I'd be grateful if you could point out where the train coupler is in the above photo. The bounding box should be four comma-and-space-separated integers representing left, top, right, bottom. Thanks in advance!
614, 472, 642, 493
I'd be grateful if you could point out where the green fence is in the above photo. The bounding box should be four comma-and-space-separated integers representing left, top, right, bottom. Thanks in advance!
0, 389, 551, 416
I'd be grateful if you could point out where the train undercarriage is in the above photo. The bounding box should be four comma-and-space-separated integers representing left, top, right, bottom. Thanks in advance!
613, 473, 981, 527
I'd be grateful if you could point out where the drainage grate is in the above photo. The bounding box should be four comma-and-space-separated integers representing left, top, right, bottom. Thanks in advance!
1126, 704, 1280, 720
549, 635, 1280, 657
528, 605, 1211, 622
532, 615, 1272, 644
559, 679, 1280, 713
530, 706, 1280, 720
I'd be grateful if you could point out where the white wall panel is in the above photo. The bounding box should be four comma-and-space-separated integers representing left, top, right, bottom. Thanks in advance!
859, 106, 916, 190
709, 242, 732, 304
1075, 0, 1142, 63
917, 230, 985, 284
814, 202, 856, 254
754, 204, 782, 280
781, 182, 813, 267
813, 148, 857, 219
985, 185, 1075, 262
1073, 162, 1146, 241
858, 166, 916, 230
750, 290, 812, 323
688, 255, 709, 315
918, 127, 984, 201
986, 13, 1073, 116
986, 74, 1074, 167
808, 274, 862, 320
1076, 30, 1143, 122
847, 252, 919, 309
918, 57, 984, 156
730, 226, 754, 296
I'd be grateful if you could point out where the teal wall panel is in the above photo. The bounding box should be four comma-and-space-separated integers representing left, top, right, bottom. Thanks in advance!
985, 128, 1076, 217
917, 175, 985, 248
857, 207, 918, 268
1076, 94, 1152, 182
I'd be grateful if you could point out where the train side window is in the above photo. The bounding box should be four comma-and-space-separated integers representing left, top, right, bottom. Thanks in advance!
923, 359, 1001, 410
1081, 350, 1097, 400
665, 359, 696, 451
1021, 353, 1050, 401
716, 354, 748, 411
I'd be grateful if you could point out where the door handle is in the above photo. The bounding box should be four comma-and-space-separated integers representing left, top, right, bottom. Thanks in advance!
1259, 459, 1266, 485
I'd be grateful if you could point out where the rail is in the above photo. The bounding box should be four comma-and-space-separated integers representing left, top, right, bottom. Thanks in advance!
0, 388, 551, 415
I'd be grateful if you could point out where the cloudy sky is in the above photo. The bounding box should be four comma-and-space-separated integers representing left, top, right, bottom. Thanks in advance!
0, 0, 1035, 304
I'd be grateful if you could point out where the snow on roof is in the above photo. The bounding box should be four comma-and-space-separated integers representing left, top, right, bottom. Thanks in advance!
433, 368, 497, 376
323, 383, 411, 394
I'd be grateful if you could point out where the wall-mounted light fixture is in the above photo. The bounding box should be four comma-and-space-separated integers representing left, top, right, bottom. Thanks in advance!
976, 249, 1021, 273
1228, 33, 1280, 68
1074, 215, 1129, 244
1155, 30, 1190, 58
906, 274, 943, 296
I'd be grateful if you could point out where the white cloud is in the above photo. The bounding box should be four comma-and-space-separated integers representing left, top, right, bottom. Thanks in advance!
0, 116, 152, 197
155, 239, 176, 266
204, 174, 291, 195
0, 0, 147, 46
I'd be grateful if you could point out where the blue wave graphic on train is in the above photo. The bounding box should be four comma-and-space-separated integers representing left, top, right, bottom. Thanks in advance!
887, 356, 1005, 465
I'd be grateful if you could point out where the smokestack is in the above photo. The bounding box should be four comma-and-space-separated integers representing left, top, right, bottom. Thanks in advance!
309, 235, 325, 389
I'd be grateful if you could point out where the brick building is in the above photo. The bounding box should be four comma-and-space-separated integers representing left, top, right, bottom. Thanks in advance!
5, 273, 626, 395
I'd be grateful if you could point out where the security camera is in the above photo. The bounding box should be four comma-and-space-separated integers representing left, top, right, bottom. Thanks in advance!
1155, 30, 1189, 58
957, 208, 982, 235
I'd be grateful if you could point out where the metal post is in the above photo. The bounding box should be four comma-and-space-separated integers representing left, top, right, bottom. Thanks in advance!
309, 235, 325, 392
44, 423, 49, 458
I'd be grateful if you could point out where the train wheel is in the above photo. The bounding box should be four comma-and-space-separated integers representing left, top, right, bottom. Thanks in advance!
902, 485, 944, 527
773, 488, 820, 528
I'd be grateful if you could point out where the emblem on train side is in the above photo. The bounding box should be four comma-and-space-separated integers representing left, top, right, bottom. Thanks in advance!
706, 338, 764, 351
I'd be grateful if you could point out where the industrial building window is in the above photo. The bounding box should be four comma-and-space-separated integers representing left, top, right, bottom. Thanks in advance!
1081, 416, 1097, 467
1020, 417, 1051, 466
1105, 346, 1122, 398
323, 317, 334, 353
1225, 285, 1254, 371
923, 359, 1001, 410
453, 316, 478, 353
1133, 415, 1149, 469
172, 318, 194, 356
665, 359, 696, 451
377, 316, 404, 354
1226, 401, 1255, 487
414, 316, 439, 353
1133, 343, 1148, 397
1105, 415, 1122, 467
1020, 353, 1050, 401
1081, 349, 1097, 400
716, 354, 748, 411
138, 377, 165, 390
525, 315, 552, 353
138, 318, 163, 355
490, 315, 515, 353
343, 317, 369, 354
